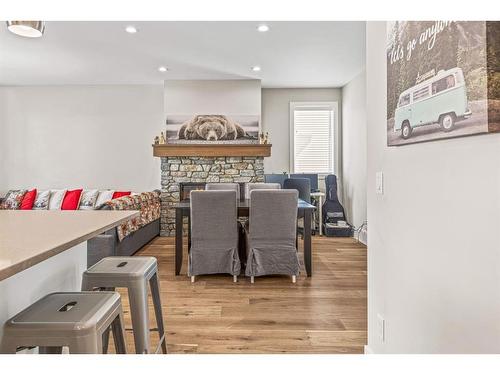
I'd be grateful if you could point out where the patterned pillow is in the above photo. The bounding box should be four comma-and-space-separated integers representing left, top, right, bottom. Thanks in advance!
79, 189, 99, 210
0, 189, 27, 209
48, 189, 67, 210
95, 190, 115, 207
33, 190, 51, 210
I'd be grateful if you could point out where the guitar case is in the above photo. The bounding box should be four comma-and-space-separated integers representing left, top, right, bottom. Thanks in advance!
322, 175, 351, 236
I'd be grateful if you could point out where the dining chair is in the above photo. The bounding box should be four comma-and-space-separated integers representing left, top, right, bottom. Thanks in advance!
283, 177, 311, 241
245, 182, 281, 199
245, 189, 300, 283
283, 178, 311, 203
206, 182, 247, 266
188, 190, 240, 282
206, 183, 240, 201
264, 174, 288, 187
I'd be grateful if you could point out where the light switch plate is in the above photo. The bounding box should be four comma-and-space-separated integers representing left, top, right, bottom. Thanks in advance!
376, 172, 384, 195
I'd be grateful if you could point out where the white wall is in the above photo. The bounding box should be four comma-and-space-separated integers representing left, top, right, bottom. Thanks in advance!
0, 85, 164, 193
342, 71, 367, 237
261, 88, 342, 174
366, 22, 500, 353
0, 89, 6, 191
164, 80, 261, 117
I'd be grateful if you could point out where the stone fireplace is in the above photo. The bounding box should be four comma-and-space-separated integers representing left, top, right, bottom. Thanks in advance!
154, 144, 271, 236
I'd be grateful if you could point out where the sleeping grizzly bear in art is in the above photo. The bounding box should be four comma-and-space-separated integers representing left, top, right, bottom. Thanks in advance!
177, 115, 247, 141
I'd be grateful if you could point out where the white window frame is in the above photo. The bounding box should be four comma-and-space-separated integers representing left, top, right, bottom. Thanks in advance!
289, 101, 340, 176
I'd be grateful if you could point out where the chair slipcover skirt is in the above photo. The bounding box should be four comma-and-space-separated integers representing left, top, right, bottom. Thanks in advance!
189, 245, 241, 276
245, 243, 300, 277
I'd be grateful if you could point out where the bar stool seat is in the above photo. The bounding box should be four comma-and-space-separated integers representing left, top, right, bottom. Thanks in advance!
82, 256, 167, 354
84, 256, 157, 281
1, 291, 126, 354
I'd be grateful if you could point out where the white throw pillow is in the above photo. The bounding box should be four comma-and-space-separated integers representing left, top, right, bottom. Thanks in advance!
95, 190, 115, 207
33, 190, 50, 210
79, 189, 99, 210
48, 189, 67, 210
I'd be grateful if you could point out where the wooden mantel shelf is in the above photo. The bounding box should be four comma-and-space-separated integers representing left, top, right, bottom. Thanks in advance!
152, 143, 272, 157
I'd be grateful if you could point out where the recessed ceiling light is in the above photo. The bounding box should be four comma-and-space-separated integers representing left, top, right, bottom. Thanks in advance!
257, 24, 269, 32
6, 21, 45, 38
125, 25, 137, 34
158, 66, 168, 73
251, 66, 261, 72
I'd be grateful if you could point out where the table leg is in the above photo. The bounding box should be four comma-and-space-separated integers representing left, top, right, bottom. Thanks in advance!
304, 209, 312, 277
175, 208, 183, 275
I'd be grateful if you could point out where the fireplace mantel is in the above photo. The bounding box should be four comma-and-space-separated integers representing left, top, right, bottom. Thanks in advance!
153, 143, 272, 157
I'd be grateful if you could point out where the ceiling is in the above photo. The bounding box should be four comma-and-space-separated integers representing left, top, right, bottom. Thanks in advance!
0, 21, 365, 88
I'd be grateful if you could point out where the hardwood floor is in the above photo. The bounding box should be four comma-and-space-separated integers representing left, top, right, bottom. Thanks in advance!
116, 235, 367, 354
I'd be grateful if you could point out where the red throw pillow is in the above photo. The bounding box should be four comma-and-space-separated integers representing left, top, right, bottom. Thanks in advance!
20, 189, 37, 210
112, 191, 131, 199
61, 189, 83, 210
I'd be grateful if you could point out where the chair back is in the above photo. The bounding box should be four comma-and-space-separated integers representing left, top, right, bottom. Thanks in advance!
290, 174, 319, 191
206, 183, 240, 201
190, 190, 238, 246
246, 182, 281, 199
249, 190, 298, 245
264, 174, 288, 187
283, 178, 311, 203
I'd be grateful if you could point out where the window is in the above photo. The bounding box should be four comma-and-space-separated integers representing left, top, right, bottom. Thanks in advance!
412, 85, 430, 102
290, 102, 336, 174
398, 94, 410, 107
432, 75, 455, 95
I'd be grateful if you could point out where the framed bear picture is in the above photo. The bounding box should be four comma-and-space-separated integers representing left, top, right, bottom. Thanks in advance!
166, 114, 260, 143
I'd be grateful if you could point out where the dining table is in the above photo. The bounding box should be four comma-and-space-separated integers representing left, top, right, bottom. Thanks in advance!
173, 198, 316, 277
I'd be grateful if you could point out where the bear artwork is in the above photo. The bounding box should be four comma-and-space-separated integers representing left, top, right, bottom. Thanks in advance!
177, 115, 249, 141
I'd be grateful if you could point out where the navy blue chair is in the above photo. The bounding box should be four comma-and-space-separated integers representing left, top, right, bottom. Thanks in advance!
283, 178, 311, 241
264, 174, 288, 188
283, 178, 311, 204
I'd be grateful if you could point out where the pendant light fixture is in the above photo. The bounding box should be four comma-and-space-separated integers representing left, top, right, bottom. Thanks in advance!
6, 21, 45, 38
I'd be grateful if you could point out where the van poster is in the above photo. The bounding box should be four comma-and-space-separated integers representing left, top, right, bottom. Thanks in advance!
386, 21, 500, 146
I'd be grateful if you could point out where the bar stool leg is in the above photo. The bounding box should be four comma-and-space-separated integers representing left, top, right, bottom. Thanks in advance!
111, 311, 127, 354
149, 272, 167, 354
100, 287, 116, 354
102, 329, 110, 354
128, 280, 150, 354
69, 334, 100, 354
81, 279, 111, 354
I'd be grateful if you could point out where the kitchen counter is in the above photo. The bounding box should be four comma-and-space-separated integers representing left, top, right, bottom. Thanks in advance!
0, 210, 138, 281
0, 210, 139, 349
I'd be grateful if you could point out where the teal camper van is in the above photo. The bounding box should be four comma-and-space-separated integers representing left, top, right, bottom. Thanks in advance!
394, 67, 472, 139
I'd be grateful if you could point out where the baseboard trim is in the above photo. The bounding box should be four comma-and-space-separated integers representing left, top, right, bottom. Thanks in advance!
359, 228, 367, 245
351, 233, 367, 246
364, 345, 374, 354
359, 236, 367, 246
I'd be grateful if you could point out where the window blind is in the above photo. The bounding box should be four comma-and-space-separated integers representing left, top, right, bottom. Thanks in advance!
293, 108, 334, 173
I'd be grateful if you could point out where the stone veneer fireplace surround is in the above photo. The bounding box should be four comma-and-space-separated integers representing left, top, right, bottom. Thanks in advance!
154, 143, 272, 236
159, 155, 265, 236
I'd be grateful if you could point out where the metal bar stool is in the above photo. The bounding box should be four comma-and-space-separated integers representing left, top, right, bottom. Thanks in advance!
81, 256, 167, 354
1, 291, 126, 354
